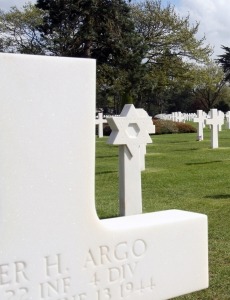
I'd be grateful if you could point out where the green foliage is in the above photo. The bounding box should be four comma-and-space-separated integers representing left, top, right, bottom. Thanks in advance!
35, 0, 145, 105
131, 0, 212, 64
175, 121, 196, 133
216, 99, 230, 112
130, 0, 213, 113
102, 124, 112, 136
96, 126, 230, 298
1, 0, 225, 114
217, 45, 230, 82
0, 3, 44, 54
153, 119, 178, 134
190, 61, 226, 111
153, 119, 196, 134
121, 92, 134, 110
36, 0, 138, 61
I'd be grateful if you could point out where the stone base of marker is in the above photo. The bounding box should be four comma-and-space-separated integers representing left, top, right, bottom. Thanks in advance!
102, 210, 208, 300
0, 210, 208, 300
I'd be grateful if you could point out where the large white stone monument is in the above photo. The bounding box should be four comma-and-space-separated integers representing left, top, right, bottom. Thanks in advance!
0, 53, 208, 300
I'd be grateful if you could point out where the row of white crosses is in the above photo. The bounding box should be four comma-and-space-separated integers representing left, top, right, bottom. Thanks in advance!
193, 109, 226, 149
156, 112, 196, 122
143, 108, 229, 149
171, 112, 182, 122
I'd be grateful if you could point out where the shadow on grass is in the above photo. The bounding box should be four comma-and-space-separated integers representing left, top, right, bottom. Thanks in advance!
204, 194, 230, 200
99, 214, 119, 219
174, 148, 199, 152
186, 160, 222, 165
97, 155, 118, 159
169, 140, 190, 143
96, 170, 117, 175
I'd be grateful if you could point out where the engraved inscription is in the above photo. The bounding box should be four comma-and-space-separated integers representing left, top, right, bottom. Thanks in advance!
120, 278, 156, 298
0, 262, 28, 286
45, 254, 63, 277
108, 262, 138, 283
40, 254, 71, 299
82, 239, 157, 299
84, 239, 147, 268
0, 240, 156, 299
0, 261, 29, 300
4, 287, 29, 300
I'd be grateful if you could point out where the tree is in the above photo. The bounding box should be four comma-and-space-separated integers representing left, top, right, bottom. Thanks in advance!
190, 62, 226, 111
129, 0, 213, 113
35, 0, 144, 67
1, 0, 220, 114
0, 3, 44, 54
217, 45, 230, 82
35, 0, 145, 111
131, 0, 212, 64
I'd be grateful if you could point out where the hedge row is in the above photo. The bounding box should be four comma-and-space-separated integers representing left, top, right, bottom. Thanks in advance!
98, 119, 196, 136
153, 119, 196, 134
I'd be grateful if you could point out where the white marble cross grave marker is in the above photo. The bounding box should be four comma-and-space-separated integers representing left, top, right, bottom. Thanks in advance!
226, 111, 230, 129
205, 108, 222, 148
0, 53, 208, 300
171, 112, 176, 122
107, 105, 155, 216
176, 112, 184, 123
193, 110, 206, 141
218, 110, 225, 132
95, 112, 107, 138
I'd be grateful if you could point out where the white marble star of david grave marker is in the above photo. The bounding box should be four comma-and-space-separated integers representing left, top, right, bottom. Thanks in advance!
107, 105, 155, 216
96, 112, 107, 138
137, 108, 155, 171
193, 110, 206, 141
0, 53, 208, 300
205, 108, 222, 148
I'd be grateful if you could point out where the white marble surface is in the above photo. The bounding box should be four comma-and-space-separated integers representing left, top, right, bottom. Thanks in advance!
0, 53, 208, 300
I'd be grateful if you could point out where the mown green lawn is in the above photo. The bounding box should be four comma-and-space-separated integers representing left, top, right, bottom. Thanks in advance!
95, 124, 230, 300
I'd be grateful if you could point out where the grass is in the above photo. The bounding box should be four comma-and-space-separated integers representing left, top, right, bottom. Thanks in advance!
95, 124, 230, 300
